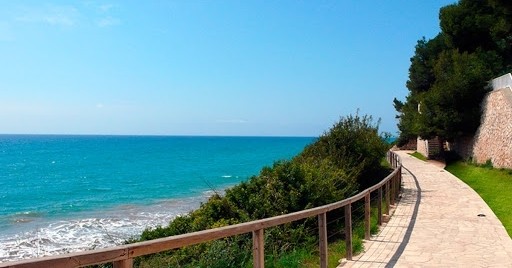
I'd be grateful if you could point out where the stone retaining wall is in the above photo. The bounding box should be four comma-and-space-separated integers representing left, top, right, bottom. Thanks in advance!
417, 137, 428, 158
470, 88, 512, 168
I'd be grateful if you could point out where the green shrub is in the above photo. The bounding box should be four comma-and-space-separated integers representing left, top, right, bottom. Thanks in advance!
132, 113, 389, 267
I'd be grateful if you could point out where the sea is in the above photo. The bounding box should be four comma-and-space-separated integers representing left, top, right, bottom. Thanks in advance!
0, 135, 314, 263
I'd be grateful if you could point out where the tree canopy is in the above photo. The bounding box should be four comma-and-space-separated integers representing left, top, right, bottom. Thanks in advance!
395, 0, 512, 144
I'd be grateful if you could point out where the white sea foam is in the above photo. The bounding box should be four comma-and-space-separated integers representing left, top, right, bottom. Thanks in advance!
0, 196, 205, 263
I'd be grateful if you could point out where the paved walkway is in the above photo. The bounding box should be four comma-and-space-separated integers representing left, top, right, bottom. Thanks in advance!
340, 151, 512, 267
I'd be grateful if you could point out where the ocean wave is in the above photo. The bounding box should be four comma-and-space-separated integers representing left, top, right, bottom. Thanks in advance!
9, 211, 44, 224
0, 197, 204, 263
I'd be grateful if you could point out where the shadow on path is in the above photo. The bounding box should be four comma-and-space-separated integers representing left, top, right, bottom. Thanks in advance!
384, 165, 421, 268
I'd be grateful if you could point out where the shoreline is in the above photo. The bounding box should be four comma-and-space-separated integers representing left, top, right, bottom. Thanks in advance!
0, 193, 215, 263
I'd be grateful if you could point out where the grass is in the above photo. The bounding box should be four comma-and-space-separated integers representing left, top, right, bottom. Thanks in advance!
279, 200, 382, 268
380, 157, 392, 169
409, 151, 427, 161
262, 222, 369, 268
445, 161, 512, 238
278, 240, 348, 268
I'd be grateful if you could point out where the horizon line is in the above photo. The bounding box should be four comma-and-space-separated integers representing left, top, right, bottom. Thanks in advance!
0, 133, 318, 138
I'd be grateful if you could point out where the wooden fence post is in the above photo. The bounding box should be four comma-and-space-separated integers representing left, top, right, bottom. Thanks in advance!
344, 203, 353, 260
395, 172, 400, 199
364, 192, 371, 240
377, 187, 382, 226
399, 166, 402, 195
318, 213, 328, 268
385, 181, 390, 215
113, 259, 133, 268
253, 229, 265, 268
390, 176, 396, 206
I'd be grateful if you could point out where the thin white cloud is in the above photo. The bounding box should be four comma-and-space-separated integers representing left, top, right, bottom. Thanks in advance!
96, 103, 104, 109
12, 3, 121, 29
98, 4, 115, 13
43, 14, 75, 27
15, 5, 79, 27
96, 16, 120, 27
216, 119, 248, 124
94, 3, 121, 28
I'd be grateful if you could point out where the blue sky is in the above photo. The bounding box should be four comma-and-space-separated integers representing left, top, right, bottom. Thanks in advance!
0, 0, 455, 136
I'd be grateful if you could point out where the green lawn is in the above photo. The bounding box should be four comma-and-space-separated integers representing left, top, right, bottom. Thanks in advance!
445, 161, 512, 238
409, 151, 427, 161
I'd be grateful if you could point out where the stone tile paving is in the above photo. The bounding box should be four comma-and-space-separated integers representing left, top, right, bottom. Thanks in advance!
339, 151, 512, 268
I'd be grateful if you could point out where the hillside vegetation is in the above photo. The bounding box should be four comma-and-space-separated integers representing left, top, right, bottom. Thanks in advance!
132, 114, 390, 267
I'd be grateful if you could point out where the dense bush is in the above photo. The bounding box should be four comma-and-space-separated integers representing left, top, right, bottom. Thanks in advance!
133, 113, 390, 267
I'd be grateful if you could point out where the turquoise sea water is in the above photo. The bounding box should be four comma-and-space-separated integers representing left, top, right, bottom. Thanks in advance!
0, 135, 313, 262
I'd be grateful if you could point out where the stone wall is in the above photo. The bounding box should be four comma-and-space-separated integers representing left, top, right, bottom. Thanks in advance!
448, 136, 473, 160
416, 137, 443, 159
470, 88, 512, 168
417, 137, 428, 158
398, 139, 417, 150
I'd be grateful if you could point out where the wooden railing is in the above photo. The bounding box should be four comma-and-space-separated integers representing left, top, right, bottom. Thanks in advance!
0, 152, 402, 268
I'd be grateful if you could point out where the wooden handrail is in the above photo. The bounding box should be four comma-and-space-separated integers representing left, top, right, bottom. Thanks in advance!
0, 152, 402, 268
